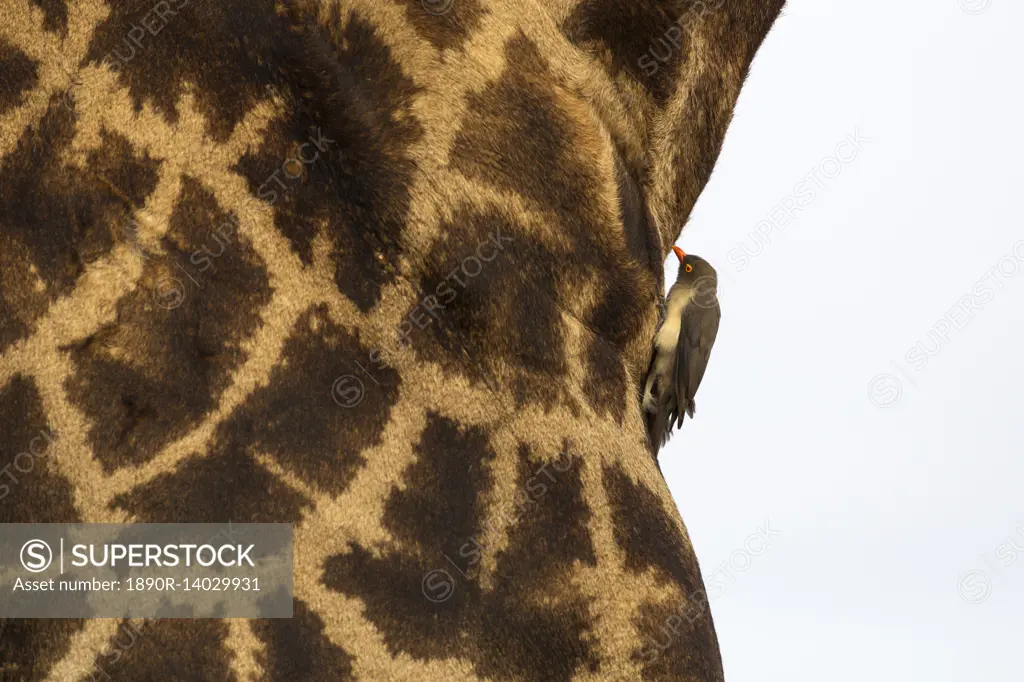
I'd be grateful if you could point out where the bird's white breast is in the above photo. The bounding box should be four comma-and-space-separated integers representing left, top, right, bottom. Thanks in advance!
654, 287, 692, 352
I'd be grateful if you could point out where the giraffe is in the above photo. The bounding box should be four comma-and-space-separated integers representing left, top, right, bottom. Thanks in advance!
0, 0, 785, 679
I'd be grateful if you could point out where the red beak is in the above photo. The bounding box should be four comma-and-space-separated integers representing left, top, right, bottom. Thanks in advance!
672, 245, 686, 262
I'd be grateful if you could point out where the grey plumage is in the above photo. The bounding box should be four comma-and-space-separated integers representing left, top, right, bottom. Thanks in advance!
643, 247, 720, 454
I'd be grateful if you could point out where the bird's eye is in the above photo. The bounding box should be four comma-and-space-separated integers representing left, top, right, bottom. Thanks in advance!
685, 264, 693, 273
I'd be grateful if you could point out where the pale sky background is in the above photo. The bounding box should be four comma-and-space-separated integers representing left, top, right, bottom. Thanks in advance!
660, 1, 1024, 680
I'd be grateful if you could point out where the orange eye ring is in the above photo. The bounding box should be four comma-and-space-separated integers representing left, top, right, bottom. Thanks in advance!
684, 264, 693, 273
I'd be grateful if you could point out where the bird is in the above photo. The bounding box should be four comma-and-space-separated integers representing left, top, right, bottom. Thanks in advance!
642, 245, 721, 454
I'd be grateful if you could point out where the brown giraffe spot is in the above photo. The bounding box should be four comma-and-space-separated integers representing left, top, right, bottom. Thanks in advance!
110, 302, 398, 518
89, 619, 236, 681
404, 204, 572, 411
0, 375, 84, 682
563, 0, 693, 107
328, 542, 479, 660
401, 200, 642, 420
633, 598, 724, 682
475, 442, 599, 680
0, 39, 38, 115
325, 424, 599, 680
0, 618, 84, 682
65, 175, 271, 472
586, 257, 655, 352
223, 304, 401, 495
110, 443, 312, 523
31, 0, 69, 35
582, 268, 653, 421
82, 0, 284, 141
384, 412, 497, 560
602, 463, 701, 594
0, 375, 78, 523
324, 413, 495, 659
251, 599, 355, 681
448, 33, 654, 384
234, 10, 422, 313
0, 104, 161, 351
448, 29, 663, 366
603, 464, 725, 680
388, 0, 487, 51
0, 228, 48, 353
493, 442, 598, 579
451, 34, 603, 230
582, 333, 628, 423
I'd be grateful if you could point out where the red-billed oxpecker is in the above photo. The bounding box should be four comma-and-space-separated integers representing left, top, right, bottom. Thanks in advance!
643, 245, 721, 454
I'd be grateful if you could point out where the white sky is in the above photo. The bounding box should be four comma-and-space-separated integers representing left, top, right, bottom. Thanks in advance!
660, 1, 1024, 680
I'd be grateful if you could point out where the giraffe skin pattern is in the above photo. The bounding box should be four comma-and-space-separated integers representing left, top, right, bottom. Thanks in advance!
0, 0, 784, 679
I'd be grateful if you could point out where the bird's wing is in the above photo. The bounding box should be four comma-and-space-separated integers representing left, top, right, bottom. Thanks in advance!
674, 297, 720, 426
645, 354, 677, 453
